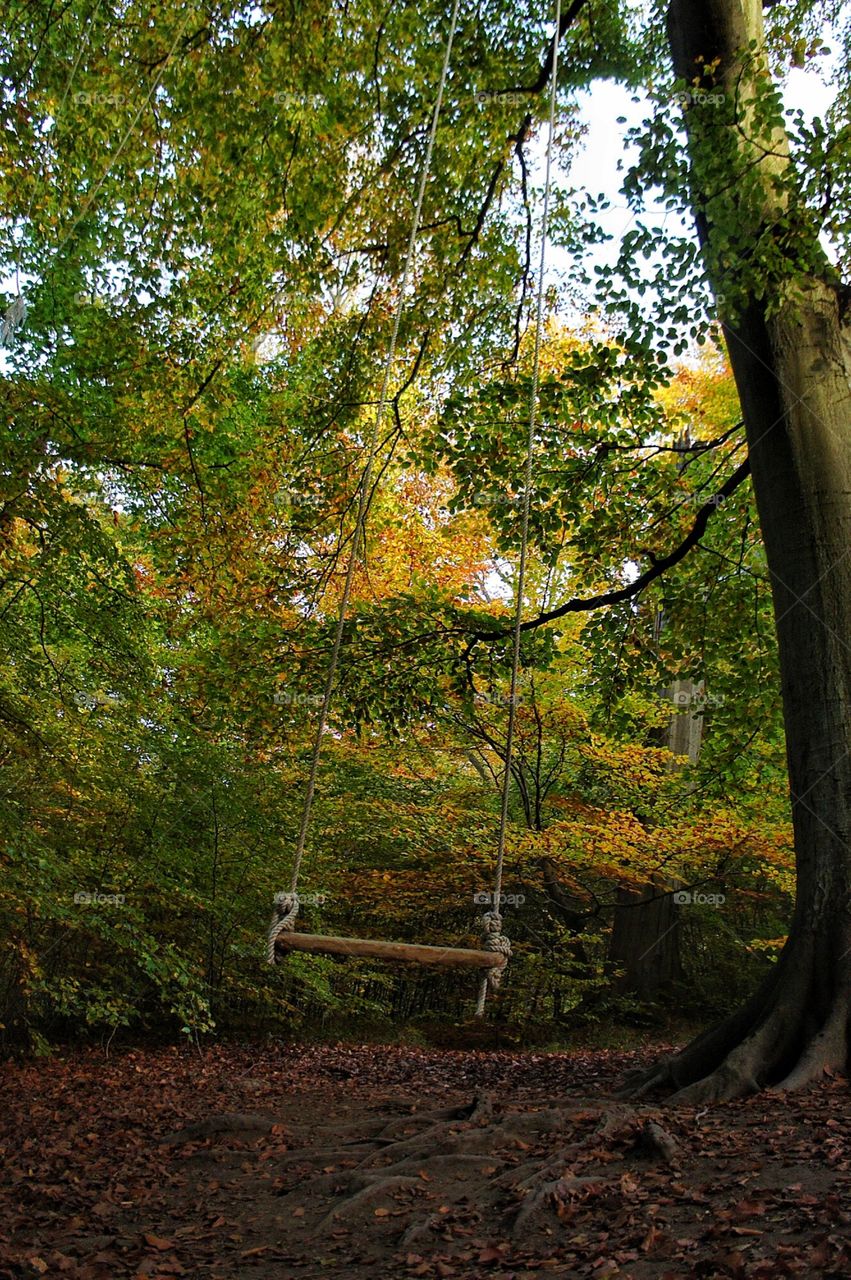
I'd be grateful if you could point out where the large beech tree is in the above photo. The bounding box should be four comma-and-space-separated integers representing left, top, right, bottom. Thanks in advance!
620, 0, 851, 1100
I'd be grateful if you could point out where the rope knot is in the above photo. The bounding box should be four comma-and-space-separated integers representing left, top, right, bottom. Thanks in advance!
479, 909, 511, 992
267, 892, 300, 965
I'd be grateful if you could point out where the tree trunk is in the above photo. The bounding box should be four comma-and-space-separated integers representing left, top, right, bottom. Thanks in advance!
608, 879, 683, 999
607, 655, 696, 998
661, 677, 703, 765
625, 0, 851, 1101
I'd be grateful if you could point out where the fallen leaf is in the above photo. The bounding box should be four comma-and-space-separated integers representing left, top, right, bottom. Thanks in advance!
143, 1235, 173, 1252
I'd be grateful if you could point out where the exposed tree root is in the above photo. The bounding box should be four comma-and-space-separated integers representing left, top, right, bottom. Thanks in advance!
399, 1214, 445, 1250
512, 1174, 615, 1237
619, 947, 851, 1104
264, 1088, 689, 1251
496, 1148, 579, 1191
503, 1106, 581, 1134
640, 1119, 681, 1165
311, 1092, 497, 1148
351, 1122, 466, 1165
161, 1113, 278, 1143
358, 1152, 505, 1180
317, 1175, 425, 1231
269, 1144, 375, 1168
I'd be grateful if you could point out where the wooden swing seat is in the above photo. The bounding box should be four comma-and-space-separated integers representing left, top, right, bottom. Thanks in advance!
274, 931, 507, 971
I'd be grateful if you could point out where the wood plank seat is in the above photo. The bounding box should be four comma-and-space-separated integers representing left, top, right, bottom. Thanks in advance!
274, 931, 506, 971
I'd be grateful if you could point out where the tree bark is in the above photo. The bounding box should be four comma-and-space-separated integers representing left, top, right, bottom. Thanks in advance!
607, 664, 695, 998
608, 879, 683, 999
624, 0, 851, 1101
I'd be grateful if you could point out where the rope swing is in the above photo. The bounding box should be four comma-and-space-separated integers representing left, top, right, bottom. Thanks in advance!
268, 0, 563, 1020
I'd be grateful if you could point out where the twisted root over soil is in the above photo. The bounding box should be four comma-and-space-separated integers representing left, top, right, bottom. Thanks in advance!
222, 1091, 683, 1252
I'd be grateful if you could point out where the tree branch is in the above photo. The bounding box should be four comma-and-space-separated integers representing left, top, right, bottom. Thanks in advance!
472, 456, 752, 640
499, 0, 589, 96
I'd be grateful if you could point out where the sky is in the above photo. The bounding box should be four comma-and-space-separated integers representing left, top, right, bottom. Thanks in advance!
557, 65, 837, 314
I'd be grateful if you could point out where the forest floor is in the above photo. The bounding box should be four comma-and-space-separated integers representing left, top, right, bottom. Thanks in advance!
1, 1040, 849, 1280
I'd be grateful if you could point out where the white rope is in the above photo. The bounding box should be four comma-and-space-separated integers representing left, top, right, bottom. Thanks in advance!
266, 892, 300, 964
476, 0, 562, 1014
474, 910, 513, 1017
269, 0, 462, 962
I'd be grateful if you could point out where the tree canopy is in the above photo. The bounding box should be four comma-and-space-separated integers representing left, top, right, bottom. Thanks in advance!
1, 0, 849, 1101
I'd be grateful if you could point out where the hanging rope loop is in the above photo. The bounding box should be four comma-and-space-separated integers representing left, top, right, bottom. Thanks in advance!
267, 892, 300, 965
474, 0, 562, 1017
480, 909, 512, 987
265, 0, 462, 959
474, 909, 512, 1017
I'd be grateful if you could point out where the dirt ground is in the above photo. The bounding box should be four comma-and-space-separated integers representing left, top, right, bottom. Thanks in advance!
1, 1041, 849, 1279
